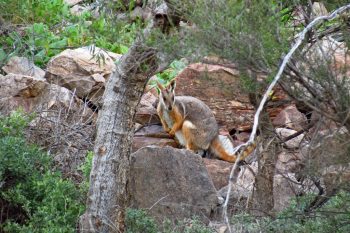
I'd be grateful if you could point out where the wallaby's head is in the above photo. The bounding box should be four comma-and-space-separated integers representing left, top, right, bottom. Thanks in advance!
157, 80, 176, 111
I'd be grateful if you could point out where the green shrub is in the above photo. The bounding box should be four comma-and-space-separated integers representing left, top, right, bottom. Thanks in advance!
126, 208, 214, 233
0, 111, 86, 233
126, 209, 159, 233
0, 0, 69, 25
0, 0, 144, 68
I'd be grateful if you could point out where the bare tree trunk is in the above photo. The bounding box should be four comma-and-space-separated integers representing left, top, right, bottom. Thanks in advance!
79, 42, 159, 233
249, 98, 279, 217
251, 138, 279, 216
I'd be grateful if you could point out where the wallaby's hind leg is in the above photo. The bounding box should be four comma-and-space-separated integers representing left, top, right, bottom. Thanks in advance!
182, 120, 201, 152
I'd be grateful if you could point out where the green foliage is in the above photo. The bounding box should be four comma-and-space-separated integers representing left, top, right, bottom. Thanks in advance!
154, 59, 186, 87
0, 0, 69, 25
78, 151, 93, 194
232, 191, 350, 233
0, 0, 144, 68
126, 209, 214, 233
126, 209, 159, 233
0, 111, 49, 184
0, 111, 86, 232
80, 151, 93, 180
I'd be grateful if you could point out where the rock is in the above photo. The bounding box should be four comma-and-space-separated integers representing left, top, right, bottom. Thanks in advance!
272, 105, 307, 131
64, 0, 83, 6
70, 4, 90, 16
132, 125, 178, 152
129, 147, 220, 223
218, 162, 257, 201
2, 56, 45, 80
310, 111, 338, 133
273, 174, 319, 212
0, 73, 50, 114
275, 128, 305, 149
311, 2, 328, 18
203, 158, 232, 190
235, 131, 250, 142
273, 174, 299, 212
208, 222, 228, 233
276, 151, 303, 173
45, 47, 122, 105
135, 92, 159, 125
130, 6, 152, 21
0, 74, 93, 118
307, 37, 349, 75
0, 74, 47, 99
134, 124, 169, 137
132, 137, 178, 152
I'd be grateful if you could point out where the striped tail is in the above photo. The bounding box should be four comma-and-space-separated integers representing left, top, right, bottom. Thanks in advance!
209, 135, 255, 163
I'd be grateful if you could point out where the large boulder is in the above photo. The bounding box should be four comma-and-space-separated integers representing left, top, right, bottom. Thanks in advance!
2, 56, 45, 80
45, 47, 122, 106
129, 146, 220, 223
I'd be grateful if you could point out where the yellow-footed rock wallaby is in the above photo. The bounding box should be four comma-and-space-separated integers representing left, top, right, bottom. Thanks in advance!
157, 80, 255, 163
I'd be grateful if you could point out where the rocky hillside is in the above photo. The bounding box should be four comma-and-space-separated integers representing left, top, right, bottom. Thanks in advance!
1, 1, 350, 232
1, 36, 349, 231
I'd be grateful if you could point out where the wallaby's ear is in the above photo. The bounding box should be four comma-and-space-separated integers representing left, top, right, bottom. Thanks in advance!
169, 79, 176, 92
156, 81, 164, 91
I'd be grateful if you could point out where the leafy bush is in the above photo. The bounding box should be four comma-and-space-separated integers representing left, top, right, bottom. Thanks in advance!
0, 0, 143, 68
0, 111, 86, 233
0, 0, 69, 25
126, 209, 159, 233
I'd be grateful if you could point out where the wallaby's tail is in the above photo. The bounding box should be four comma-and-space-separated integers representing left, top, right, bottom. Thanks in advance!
209, 135, 255, 163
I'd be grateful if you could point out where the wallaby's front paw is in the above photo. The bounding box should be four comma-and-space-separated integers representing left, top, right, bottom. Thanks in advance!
168, 130, 176, 136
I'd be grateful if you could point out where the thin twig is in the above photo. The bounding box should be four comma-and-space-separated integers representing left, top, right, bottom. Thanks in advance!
148, 195, 169, 210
